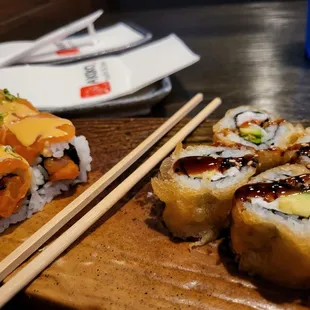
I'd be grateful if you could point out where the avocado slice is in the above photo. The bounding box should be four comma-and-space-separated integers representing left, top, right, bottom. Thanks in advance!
188, 170, 217, 179
239, 127, 262, 136
239, 127, 262, 144
278, 193, 310, 217
246, 136, 262, 144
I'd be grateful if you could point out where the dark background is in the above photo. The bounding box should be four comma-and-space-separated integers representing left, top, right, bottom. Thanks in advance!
119, 0, 301, 10
1, 0, 310, 120
0, 0, 304, 41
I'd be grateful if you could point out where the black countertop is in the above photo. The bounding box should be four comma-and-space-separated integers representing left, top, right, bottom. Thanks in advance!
3, 1, 310, 120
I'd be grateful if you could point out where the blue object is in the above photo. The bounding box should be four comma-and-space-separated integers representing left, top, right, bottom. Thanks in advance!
306, 0, 310, 58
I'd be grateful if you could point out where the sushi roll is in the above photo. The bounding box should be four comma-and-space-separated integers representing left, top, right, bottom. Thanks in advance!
0, 89, 91, 183
151, 144, 258, 247
213, 106, 303, 172
284, 127, 310, 168
0, 89, 91, 182
0, 89, 92, 232
231, 164, 310, 289
0, 145, 31, 219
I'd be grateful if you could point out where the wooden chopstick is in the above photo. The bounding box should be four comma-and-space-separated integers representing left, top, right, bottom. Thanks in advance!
0, 93, 204, 283
0, 97, 221, 307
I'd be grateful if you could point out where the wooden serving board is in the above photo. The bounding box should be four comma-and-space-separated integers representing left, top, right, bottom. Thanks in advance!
1, 119, 310, 310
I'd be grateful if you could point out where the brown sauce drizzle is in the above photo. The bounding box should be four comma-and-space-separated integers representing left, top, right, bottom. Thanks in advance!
233, 110, 284, 129
299, 145, 310, 157
288, 143, 310, 163
235, 174, 310, 203
239, 120, 265, 128
289, 143, 310, 152
267, 119, 285, 126
173, 154, 257, 176
239, 118, 284, 129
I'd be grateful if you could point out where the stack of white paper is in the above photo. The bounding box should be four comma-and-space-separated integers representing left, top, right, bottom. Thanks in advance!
0, 35, 199, 110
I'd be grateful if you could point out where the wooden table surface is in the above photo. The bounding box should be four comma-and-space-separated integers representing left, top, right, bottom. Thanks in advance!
2, 118, 310, 310
2, 1, 309, 120
1, 1, 310, 308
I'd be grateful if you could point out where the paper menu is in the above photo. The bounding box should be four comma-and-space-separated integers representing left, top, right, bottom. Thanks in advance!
0, 35, 199, 110
0, 23, 151, 64
0, 11, 103, 68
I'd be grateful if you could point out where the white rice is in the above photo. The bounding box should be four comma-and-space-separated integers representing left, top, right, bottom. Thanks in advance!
211, 167, 240, 181
235, 111, 269, 127
209, 165, 255, 190
49, 142, 70, 158
31, 166, 46, 192
0, 135, 92, 233
71, 136, 92, 183
244, 165, 310, 234
246, 200, 310, 235
175, 145, 253, 159
249, 164, 304, 184
299, 155, 310, 165
289, 129, 310, 166
296, 128, 310, 144
174, 145, 256, 190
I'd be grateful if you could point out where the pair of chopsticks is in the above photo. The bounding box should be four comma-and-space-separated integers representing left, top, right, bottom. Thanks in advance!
0, 94, 221, 307
0, 10, 103, 68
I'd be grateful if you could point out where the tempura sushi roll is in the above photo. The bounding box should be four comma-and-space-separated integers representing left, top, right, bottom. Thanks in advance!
151, 144, 258, 247
0, 89, 92, 232
213, 106, 303, 172
284, 127, 310, 167
231, 164, 310, 288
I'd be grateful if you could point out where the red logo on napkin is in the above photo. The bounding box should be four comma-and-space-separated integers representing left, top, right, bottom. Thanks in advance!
80, 82, 111, 98
56, 48, 80, 56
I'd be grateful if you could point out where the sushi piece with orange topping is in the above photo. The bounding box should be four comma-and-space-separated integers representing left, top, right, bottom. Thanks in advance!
0, 89, 92, 232
0, 145, 31, 219
0, 89, 91, 184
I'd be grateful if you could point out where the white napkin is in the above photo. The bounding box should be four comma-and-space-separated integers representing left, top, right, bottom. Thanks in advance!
0, 23, 149, 64
0, 34, 199, 110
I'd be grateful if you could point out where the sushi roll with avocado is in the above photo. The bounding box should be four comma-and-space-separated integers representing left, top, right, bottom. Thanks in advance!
284, 127, 310, 168
151, 144, 258, 247
231, 164, 310, 289
213, 106, 303, 172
